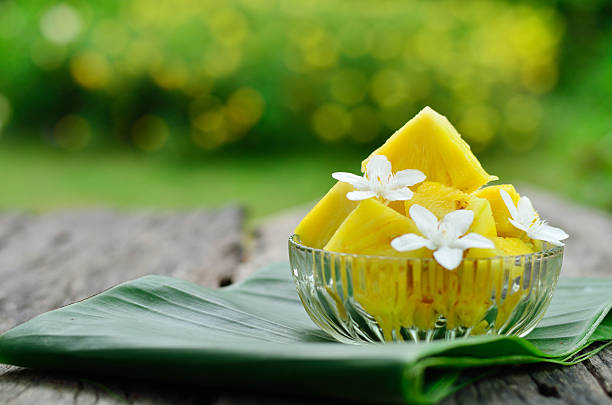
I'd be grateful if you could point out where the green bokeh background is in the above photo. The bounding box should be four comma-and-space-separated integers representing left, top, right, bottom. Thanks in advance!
0, 0, 610, 216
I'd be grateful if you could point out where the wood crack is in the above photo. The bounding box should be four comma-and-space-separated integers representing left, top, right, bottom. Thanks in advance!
583, 347, 612, 397
529, 373, 561, 398
72, 380, 83, 405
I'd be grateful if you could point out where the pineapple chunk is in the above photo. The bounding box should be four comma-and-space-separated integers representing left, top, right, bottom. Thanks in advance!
466, 236, 535, 328
466, 237, 534, 258
404, 182, 497, 237
324, 198, 431, 258
387, 200, 406, 215
362, 106, 497, 192
294, 182, 358, 248
473, 184, 523, 238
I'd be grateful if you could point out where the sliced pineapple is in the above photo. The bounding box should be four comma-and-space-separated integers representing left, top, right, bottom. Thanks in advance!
294, 182, 358, 248
404, 181, 497, 237
458, 237, 534, 331
466, 236, 534, 258
324, 198, 431, 258
387, 200, 406, 215
362, 106, 497, 192
473, 184, 524, 238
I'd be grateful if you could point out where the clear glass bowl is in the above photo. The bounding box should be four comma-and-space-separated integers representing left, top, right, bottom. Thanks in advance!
289, 234, 563, 343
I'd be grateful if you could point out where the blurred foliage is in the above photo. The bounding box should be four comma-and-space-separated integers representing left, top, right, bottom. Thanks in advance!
0, 0, 610, 211
0, 0, 566, 152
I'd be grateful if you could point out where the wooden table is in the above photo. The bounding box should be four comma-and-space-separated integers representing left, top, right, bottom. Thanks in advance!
1, 188, 611, 404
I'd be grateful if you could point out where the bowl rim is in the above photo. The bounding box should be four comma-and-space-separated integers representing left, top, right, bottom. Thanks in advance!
289, 233, 563, 262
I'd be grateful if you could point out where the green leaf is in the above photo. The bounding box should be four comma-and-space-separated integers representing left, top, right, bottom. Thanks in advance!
1, 263, 610, 404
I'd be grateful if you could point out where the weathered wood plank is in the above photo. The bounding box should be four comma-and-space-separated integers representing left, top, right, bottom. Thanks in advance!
0, 365, 223, 405
0, 207, 245, 405
439, 347, 612, 405
529, 360, 611, 404
0, 207, 244, 332
585, 345, 612, 396
445, 371, 559, 405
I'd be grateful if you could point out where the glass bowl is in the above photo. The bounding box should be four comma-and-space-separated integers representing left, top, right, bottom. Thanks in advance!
289, 234, 563, 343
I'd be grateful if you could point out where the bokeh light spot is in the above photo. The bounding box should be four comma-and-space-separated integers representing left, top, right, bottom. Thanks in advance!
203, 46, 242, 78
150, 61, 189, 90
122, 40, 162, 75
502, 95, 543, 152
349, 105, 380, 144
131, 115, 170, 152
40, 4, 82, 44
189, 94, 223, 121
504, 95, 542, 133
208, 9, 249, 46
312, 104, 351, 142
70, 51, 110, 89
191, 109, 230, 150
458, 105, 500, 151
338, 25, 373, 58
370, 69, 407, 107
371, 29, 403, 61
226, 87, 265, 129
304, 41, 338, 69
521, 62, 558, 94
54, 115, 92, 151
330, 69, 368, 106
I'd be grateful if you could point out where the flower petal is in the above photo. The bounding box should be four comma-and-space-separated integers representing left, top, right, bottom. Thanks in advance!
392, 169, 426, 188
500, 189, 519, 221
454, 233, 495, 250
528, 223, 569, 247
434, 247, 464, 270
409, 204, 439, 239
391, 234, 431, 252
383, 188, 414, 202
346, 190, 377, 201
508, 218, 528, 232
441, 209, 474, 237
517, 196, 537, 226
365, 155, 392, 182
331, 172, 369, 190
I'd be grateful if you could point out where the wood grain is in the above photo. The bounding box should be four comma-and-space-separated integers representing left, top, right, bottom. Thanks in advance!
0, 207, 245, 405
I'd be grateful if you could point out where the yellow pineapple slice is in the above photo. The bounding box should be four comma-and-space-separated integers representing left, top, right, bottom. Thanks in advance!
466, 236, 535, 258
404, 181, 497, 237
459, 237, 535, 330
387, 200, 406, 215
324, 198, 431, 257
294, 182, 358, 248
362, 106, 497, 192
324, 199, 433, 339
473, 184, 523, 238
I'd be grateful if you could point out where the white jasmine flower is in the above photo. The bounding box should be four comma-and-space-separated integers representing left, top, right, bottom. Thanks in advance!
332, 155, 426, 202
391, 204, 494, 270
500, 189, 569, 247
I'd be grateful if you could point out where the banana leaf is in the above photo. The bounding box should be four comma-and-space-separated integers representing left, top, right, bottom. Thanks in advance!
0, 263, 610, 404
